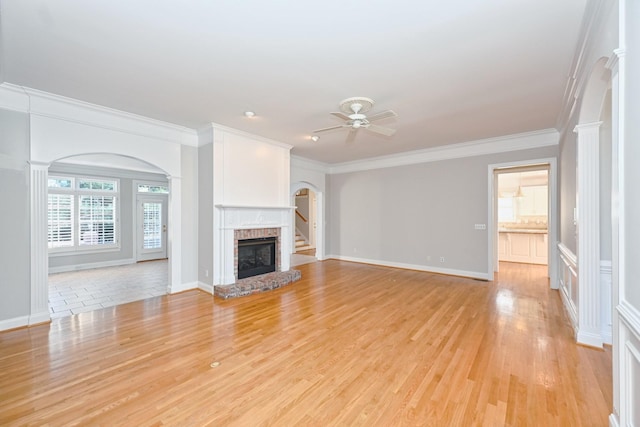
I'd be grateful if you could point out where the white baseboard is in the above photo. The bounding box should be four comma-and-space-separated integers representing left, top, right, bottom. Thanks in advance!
0, 315, 30, 332
29, 310, 51, 326
609, 413, 620, 427
48, 258, 136, 274
0, 310, 51, 332
170, 281, 198, 294
198, 281, 214, 295
327, 255, 489, 281
577, 329, 604, 348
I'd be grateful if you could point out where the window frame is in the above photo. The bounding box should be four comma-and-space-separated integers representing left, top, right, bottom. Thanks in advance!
48, 174, 121, 256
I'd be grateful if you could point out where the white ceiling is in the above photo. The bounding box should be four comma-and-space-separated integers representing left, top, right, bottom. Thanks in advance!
0, 0, 586, 164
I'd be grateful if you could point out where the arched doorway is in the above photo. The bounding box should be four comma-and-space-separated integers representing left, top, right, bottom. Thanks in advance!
46, 154, 172, 317
29, 148, 183, 325
290, 181, 324, 262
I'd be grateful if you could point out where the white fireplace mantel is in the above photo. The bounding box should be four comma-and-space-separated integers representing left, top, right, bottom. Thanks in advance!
213, 205, 296, 285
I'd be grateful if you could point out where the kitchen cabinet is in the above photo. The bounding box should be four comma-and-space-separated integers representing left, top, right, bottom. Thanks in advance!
498, 231, 548, 265
519, 186, 548, 216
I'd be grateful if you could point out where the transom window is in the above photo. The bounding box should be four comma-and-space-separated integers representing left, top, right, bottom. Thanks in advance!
48, 175, 119, 252
137, 183, 169, 194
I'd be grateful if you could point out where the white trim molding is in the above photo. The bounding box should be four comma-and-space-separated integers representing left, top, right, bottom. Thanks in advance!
328, 128, 558, 175
617, 301, 640, 427
558, 242, 578, 336
30, 161, 51, 327
214, 205, 296, 286
574, 121, 604, 348
200, 122, 293, 150
0, 315, 30, 332
601, 260, 613, 345
329, 255, 489, 281
198, 281, 214, 295
0, 83, 197, 146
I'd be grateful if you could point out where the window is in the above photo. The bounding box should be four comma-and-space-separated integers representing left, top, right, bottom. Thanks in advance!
48, 175, 119, 252
137, 183, 169, 194
498, 197, 515, 222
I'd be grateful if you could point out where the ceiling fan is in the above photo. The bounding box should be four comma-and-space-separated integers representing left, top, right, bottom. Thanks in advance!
313, 97, 397, 136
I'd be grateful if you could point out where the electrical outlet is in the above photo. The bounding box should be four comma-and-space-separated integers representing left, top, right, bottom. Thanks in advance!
427, 255, 431, 262
205, 269, 209, 277
440, 257, 445, 263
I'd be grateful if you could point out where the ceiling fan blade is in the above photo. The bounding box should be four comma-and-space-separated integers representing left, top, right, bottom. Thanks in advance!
366, 124, 396, 136
345, 128, 357, 144
312, 124, 347, 134
330, 112, 351, 121
367, 110, 397, 122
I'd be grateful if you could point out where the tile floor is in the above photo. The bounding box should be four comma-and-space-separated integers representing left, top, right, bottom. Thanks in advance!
48, 260, 168, 319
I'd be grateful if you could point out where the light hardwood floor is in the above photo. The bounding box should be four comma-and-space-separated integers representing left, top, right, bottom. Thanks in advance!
0, 261, 611, 426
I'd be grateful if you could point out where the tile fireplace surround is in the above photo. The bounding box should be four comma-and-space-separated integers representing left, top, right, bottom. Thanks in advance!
214, 205, 301, 298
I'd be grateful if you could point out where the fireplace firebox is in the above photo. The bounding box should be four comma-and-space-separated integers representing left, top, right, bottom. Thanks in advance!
237, 237, 277, 279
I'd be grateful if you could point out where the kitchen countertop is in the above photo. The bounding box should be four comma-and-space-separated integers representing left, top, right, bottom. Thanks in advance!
498, 228, 548, 234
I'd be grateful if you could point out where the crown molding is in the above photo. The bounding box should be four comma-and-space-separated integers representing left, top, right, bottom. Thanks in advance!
198, 122, 293, 150
556, 0, 616, 135
325, 128, 559, 175
0, 83, 198, 146
290, 155, 330, 174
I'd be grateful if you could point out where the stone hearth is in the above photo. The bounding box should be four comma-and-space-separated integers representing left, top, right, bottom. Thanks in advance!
214, 269, 302, 300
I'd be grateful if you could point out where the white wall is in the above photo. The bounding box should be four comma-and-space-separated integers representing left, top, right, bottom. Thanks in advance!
291, 156, 327, 193
215, 127, 291, 207
617, 1, 640, 424
198, 124, 293, 286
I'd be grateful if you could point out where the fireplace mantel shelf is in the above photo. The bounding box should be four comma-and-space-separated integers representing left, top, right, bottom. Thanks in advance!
215, 205, 296, 210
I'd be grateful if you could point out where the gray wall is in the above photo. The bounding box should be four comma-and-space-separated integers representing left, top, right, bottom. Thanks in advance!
197, 143, 213, 285
47, 163, 167, 270
0, 109, 30, 322
559, 118, 578, 255
328, 145, 558, 276
181, 145, 199, 284
599, 90, 612, 261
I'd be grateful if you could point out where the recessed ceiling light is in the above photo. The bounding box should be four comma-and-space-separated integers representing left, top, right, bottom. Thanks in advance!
310, 135, 319, 142
244, 111, 256, 118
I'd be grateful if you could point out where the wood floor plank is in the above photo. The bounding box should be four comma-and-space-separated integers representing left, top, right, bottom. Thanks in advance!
0, 260, 611, 426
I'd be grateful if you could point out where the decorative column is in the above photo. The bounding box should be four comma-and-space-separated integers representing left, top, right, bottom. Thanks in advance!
29, 161, 50, 325
574, 121, 603, 347
606, 48, 622, 420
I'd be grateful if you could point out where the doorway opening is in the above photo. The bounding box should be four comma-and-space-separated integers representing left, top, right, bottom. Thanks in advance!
46, 157, 171, 319
294, 187, 316, 254
488, 158, 557, 287
496, 167, 549, 267
290, 181, 324, 267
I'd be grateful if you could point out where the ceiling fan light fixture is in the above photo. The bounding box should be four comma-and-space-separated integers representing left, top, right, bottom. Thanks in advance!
312, 97, 397, 136
310, 135, 319, 142
244, 111, 256, 118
